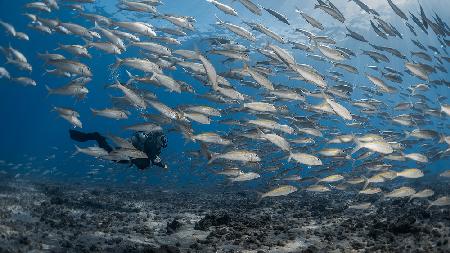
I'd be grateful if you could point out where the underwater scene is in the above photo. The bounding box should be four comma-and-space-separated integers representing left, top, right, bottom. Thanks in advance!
0, 0, 449, 252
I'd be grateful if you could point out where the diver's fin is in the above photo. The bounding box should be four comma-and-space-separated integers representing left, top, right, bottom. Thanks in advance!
69, 130, 103, 143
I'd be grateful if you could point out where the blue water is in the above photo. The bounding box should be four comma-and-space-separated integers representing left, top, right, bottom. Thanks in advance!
0, 0, 448, 188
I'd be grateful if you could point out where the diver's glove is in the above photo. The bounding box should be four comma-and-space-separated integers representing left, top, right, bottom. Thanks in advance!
152, 156, 167, 169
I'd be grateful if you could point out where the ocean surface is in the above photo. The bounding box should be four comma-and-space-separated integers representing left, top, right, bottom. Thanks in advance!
0, 0, 449, 251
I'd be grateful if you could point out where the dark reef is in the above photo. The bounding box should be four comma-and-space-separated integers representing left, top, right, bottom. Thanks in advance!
0, 179, 449, 252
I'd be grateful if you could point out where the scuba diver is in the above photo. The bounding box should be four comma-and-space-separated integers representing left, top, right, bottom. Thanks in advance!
69, 130, 168, 170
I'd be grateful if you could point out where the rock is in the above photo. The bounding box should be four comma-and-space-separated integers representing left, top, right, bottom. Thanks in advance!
141, 245, 180, 253
194, 213, 231, 231
388, 216, 418, 234
156, 245, 180, 253
302, 245, 319, 253
166, 219, 182, 235
50, 196, 64, 205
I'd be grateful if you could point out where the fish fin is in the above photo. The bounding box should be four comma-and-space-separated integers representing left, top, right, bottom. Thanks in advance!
288, 152, 292, 162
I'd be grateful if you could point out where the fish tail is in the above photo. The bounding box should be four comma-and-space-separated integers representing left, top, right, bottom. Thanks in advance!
72, 145, 81, 156
90, 108, 98, 116
403, 130, 410, 140
207, 155, 216, 165
45, 85, 53, 94
93, 21, 99, 30
351, 138, 362, 155
81, 38, 91, 48
5, 57, 13, 65
41, 68, 50, 77
225, 178, 234, 187
110, 56, 122, 71
351, 158, 356, 168
255, 127, 264, 136
107, 78, 121, 89
320, 89, 328, 99
255, 191, 264, 205
214, 14, 224, 25
438, 134, 445, 143
111, 5, 123, 16
54, 43, 63, 51
104, 83, 116, 89
182, 129, 194, 144
199, 142, 212, 161
426, 200, 432, 210
361, 176, 369, 190
242, 63, 249, 72
345, 154, 354, 163
313, 177, 320, 185
125, 70, 135, 82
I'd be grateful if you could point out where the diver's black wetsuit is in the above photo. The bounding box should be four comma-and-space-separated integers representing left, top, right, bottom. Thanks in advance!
69, 130, 167, 170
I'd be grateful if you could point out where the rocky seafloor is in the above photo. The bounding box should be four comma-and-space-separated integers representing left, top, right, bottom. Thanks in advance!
0, 177, 449, 253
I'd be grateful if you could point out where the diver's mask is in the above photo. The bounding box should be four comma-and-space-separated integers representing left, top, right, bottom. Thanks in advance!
158, 135, 168, 148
